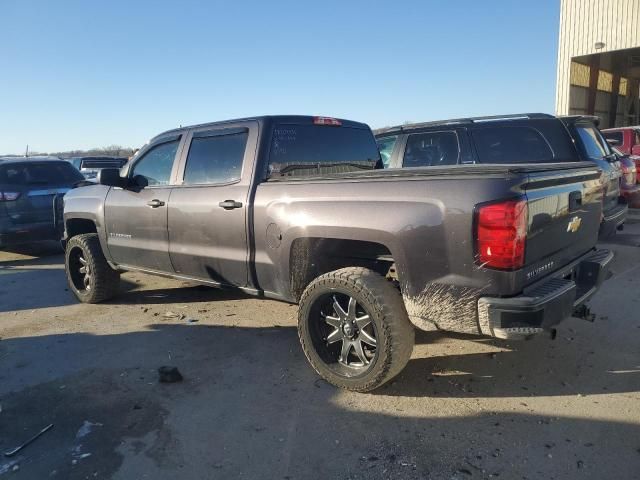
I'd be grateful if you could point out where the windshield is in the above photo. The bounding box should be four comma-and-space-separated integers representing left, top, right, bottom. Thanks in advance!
268, 124, 381, 177
0, 162, 84, 185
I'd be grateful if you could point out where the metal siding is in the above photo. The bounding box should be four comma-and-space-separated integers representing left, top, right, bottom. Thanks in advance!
556, 0, 640, 114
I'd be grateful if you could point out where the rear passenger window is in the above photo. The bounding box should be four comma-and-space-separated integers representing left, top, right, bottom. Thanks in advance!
184, 130, 248, 185
472, 127, 553, 164
403, 131, 459, 167
376, 135, 398, 168
574, 125, 609, 161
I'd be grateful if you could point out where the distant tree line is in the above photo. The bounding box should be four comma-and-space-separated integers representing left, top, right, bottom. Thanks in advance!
2, 145, 137, 159
50, 145, 137, 159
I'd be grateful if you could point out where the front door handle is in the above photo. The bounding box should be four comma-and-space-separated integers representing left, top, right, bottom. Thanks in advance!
147, 199, 165, 208
219, 200, 243, 210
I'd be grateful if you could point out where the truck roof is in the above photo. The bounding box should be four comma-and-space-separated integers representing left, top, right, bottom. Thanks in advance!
151, 115, 371, 143
374, 113, 557, 136
601, 125, 640, 132
374, 113, 607, 137
0, 156, 64, 165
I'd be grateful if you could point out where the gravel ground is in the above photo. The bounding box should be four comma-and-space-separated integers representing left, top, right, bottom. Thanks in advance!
1, 215, 639, 479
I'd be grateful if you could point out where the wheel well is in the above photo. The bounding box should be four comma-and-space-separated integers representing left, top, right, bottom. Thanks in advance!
289, 238, 394, 301
65, 218, 98, 238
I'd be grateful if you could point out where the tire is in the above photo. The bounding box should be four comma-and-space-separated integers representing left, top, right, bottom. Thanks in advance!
65, 233, 120, 303
298, 267, 414, 392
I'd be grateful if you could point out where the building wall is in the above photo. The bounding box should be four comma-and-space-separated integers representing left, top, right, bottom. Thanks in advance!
555, 0, 640, 115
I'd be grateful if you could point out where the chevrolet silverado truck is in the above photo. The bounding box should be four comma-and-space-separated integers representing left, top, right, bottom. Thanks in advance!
62, 115, 613, 392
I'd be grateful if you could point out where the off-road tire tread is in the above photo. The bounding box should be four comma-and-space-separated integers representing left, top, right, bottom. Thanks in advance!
298, 267, 414, 392
65, 233, 120, 303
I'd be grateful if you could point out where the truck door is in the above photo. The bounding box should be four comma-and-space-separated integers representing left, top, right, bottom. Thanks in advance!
167, 122, 258, 287
104, 135, 184, 272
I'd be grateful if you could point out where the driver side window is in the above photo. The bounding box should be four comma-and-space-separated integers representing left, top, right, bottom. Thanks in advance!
131, 139, 180, 186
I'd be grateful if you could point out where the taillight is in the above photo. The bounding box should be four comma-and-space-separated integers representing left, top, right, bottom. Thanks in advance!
634, 158, 640, 184
476, 199, 528, 270
0, 192, 20, 201
620, 161, 637, 185
313, 116, 342, 126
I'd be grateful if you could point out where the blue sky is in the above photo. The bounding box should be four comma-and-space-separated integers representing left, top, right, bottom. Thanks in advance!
0, 0, 560, 154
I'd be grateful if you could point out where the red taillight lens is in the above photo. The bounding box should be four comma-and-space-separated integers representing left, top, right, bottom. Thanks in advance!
621, 161, 637, 185
313, 116, 342, 126
476, 199, 528, 270
0, 192, 20, 201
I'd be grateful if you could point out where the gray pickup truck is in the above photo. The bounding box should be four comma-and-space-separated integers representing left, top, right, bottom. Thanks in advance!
62, 115, 613, 391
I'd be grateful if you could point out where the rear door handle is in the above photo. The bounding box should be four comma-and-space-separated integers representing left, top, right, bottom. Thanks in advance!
219, 200, 243, 210
147, 199, 165, 208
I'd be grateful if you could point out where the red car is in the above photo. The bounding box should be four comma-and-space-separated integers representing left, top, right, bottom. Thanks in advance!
602, 126, 640, 181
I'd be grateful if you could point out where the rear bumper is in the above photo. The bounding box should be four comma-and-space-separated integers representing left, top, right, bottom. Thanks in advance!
599, 203, 628, 239
0, 223, 60, 247
478, 248, 614, 340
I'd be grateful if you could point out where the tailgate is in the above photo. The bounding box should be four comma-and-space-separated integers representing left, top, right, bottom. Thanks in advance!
524, 164, 602, 275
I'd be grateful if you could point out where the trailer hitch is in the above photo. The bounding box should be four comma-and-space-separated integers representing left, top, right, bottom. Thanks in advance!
572, 304, 595, 322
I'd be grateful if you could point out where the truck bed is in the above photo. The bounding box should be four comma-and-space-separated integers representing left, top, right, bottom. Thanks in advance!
254, 161, 603, 335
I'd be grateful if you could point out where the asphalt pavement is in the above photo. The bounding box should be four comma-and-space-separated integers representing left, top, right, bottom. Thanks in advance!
1, 214, 639, 479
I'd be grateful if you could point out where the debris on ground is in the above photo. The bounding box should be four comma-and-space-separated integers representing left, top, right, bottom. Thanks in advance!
71, 420, 102, 463
158, 366, 183, 383
75, 420, 102, 440
163, 311, 185, 321
0, 460, 20, 475
186, 318, 199, 324
3, 423, 53, 457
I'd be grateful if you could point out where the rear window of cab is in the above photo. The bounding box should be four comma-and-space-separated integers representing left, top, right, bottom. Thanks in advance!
0, 162, 84, 185
268, 124, 381, 177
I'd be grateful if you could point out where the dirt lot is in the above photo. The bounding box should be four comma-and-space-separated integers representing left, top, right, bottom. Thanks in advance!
1, 216, 640, 480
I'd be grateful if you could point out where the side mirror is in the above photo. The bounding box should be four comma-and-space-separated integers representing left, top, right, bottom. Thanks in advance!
632, 145, 640, 156
132, 174, 149, 188
98, 168, 125, 187
606, 138, 621, 146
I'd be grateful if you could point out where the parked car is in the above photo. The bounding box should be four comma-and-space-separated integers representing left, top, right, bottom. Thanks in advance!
375, 113, 627, 239
601, 126, 640, 178
0, 156, 85, 248
62, 115, 612, 391
68, 156, 128, 182
611, 146, 640, 208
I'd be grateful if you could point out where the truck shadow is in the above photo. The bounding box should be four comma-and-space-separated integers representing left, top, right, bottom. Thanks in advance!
110, 284, 250, 306
0, 251, 245, 312
0, 323, 638, 479
378, 328, 640, 398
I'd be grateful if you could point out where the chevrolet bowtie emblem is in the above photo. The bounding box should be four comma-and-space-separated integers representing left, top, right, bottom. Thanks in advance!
567, 216, 582, 233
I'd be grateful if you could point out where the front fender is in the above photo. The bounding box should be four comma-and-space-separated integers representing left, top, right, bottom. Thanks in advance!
63, 185, 111, 261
